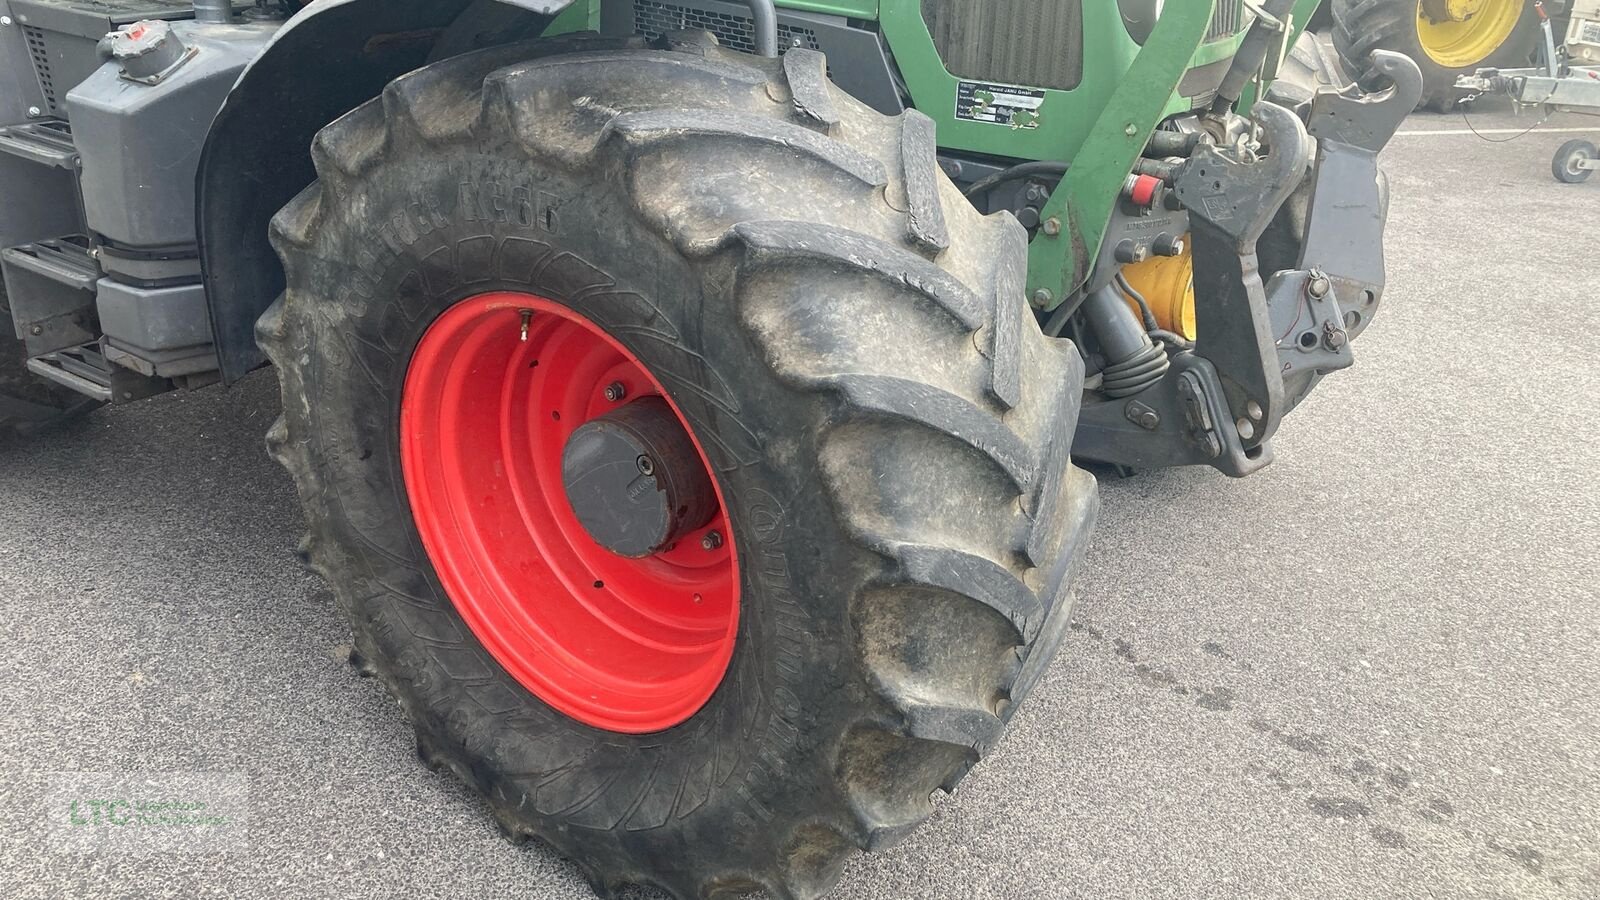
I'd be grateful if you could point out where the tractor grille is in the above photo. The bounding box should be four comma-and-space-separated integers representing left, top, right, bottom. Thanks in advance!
23, 26, 58, 115
632, 0, 820, 55
921, 0, 1084, 92
1208, 0, 1249, 41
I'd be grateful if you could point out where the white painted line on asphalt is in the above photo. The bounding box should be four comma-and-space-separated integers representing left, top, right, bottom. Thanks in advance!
1395, 126, 1600, 136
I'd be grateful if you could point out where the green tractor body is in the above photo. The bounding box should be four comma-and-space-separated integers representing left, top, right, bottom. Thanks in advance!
566, 0, 1328, 323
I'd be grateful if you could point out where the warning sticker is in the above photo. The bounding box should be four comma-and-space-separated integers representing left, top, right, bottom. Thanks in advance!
956, 80, 1046, 129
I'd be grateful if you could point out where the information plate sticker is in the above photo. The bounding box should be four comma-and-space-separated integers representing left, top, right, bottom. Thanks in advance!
956, 80, 1046, 129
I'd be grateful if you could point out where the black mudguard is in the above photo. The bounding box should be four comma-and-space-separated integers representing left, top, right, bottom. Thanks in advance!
197, 0, 573, 382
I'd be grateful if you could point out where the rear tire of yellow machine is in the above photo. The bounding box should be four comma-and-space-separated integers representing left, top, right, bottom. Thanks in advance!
1332, 0, 1541, 112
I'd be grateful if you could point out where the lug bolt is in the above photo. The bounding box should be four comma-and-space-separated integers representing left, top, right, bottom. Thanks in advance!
1, 16, 12, 26
1042, 217, 1062, 236
701, 531, 723, 551
603, 381, 626, 403
636, 455, 654, 476
27, 106, 41, 118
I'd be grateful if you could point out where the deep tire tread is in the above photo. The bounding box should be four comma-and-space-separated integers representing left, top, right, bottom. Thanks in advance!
263, 32, 1095, 900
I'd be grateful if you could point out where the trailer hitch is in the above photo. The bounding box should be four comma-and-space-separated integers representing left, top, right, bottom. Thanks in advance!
1071, 51, 1422, 477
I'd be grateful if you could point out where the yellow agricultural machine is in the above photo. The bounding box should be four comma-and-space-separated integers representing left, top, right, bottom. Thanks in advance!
1334, 0, 1549, 109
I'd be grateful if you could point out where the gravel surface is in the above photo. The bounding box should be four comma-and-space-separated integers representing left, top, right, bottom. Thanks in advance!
1, 103, 1596, 899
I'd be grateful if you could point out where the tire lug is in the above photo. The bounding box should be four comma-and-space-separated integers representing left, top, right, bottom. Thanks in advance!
603, 381, 626, 403
701, 531, 723, 551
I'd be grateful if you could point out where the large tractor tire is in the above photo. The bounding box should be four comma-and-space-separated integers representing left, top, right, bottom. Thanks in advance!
260, 33, 1096, 899
1332, 0, 1541, 111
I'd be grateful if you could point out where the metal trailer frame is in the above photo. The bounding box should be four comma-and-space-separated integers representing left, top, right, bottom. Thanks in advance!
1458, 63, 1600, 116
1457, 9, 1600, 183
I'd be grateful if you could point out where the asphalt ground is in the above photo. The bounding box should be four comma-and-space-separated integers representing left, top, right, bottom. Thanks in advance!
1, 101, 1597, 899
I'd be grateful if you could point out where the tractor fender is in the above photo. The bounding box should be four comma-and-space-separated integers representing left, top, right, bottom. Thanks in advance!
197, 0, 575, 382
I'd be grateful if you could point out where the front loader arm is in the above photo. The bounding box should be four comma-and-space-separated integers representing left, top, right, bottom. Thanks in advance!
1023, 0, 1217, 311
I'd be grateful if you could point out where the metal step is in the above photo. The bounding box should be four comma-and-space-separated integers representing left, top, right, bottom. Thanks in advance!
0, 120, 79, 170
2, 234, 97, 291
25, 343, 167, 404
1, 235, 100, 357
26, 349, 112, 403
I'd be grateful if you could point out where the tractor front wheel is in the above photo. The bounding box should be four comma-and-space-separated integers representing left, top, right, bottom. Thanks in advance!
260, 33, 1096, 899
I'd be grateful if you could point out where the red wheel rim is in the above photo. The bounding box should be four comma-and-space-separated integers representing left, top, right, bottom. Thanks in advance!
400, 292, 739, 733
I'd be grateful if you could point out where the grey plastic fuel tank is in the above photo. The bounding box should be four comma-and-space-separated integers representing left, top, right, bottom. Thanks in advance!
64, 18, 278, 252
95, 277, 210, 351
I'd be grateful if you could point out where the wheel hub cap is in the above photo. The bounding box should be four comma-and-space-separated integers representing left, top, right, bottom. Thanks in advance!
562, 397, 719, 558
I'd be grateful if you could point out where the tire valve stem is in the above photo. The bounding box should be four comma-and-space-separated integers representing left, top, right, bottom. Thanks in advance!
518, 309, 533, 342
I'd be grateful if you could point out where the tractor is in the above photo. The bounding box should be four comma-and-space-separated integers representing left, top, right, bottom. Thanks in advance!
0, 0, 1415, 896
1332, 0, 1558, 110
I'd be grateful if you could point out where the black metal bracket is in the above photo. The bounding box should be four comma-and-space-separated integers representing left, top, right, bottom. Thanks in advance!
1175, 99, 1310, 448
1071, 51, 1420, 477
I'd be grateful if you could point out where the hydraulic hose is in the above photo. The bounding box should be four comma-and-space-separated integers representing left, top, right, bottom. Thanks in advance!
1083, 285, 1170, 398
961, 161, 1069, 199
1114, 273, 1194, 349
1115, 272, 1161, 333
1209, 0, 1298, 117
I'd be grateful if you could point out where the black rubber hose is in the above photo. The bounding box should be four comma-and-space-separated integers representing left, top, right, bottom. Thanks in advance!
1149, 329, 1194, 351
1143, 131, 1204, 158
961, 161, 1068, 199
1101, 343, 1170, 398
1114, 272, 1161, 333
1210, 0, 1299, 115
1115, 273, 1195, 352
